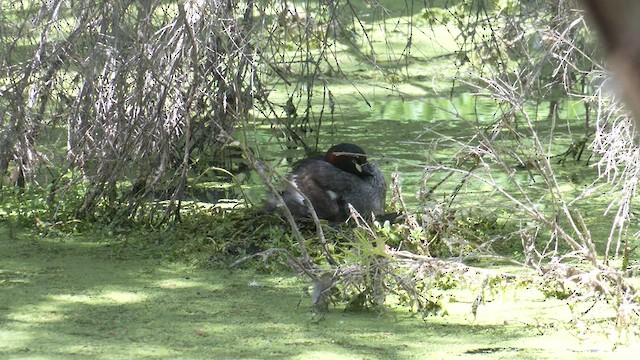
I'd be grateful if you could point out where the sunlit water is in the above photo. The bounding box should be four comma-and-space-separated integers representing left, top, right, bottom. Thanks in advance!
224, 92, 640, 261
235, 93, 592, 213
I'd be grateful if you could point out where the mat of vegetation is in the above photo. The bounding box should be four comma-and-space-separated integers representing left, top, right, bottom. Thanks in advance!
1, 218, 638, 360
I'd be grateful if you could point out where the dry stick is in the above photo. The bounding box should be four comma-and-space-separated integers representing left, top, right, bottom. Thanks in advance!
391, 250, 521, 278
475, 97, 598, 266
161, 3, 200, 223
263, 158, 338, 267
250, 158, 312, 269
425, 165, 591, 260
347, 204, 388, 307
219, 132, 337, 267
519, 110, 600, 266
216, 134, 319, 273
390, 171, 404, 212
282, 177, 339, 267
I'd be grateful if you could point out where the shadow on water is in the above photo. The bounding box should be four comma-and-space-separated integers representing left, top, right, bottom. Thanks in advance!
0, 229, 627, 359
0, 231, 515, 358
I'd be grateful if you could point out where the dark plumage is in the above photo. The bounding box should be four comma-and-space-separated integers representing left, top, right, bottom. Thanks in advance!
276, 143, 386, 222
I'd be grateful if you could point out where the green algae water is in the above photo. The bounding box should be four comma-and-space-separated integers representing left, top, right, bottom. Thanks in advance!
1, 225, 637, 359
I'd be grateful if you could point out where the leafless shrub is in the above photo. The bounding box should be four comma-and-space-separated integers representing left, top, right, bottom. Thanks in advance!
1, 0, 399, 223
416, 0, 640, 341
1, 0, 261, 223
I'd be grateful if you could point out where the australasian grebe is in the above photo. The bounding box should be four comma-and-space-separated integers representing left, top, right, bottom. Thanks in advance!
277, 143, 386, 222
